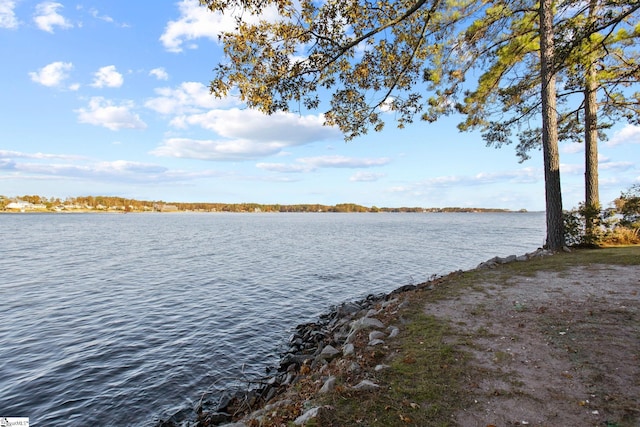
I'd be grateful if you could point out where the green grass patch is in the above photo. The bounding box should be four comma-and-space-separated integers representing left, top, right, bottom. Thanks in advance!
317, 304, 470, 426
486, 246, 640, 278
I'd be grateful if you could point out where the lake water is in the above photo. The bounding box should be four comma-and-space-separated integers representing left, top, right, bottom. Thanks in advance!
0, 212, 546, 426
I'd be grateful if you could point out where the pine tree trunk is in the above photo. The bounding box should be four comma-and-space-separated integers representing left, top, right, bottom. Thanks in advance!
584, 0, 600, 241
540, 0, 564, 251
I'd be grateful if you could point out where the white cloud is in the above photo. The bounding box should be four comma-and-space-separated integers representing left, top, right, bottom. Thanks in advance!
350, 171, 386, 182
600, 160, 634, 172
89, 8, 113, 23
160, 0, 228, 52
160, 0, 281, 52
76, 97, 147, 131
0, 150, 86, 161
91, 65, 124, 88
181, 108, 340, 144
145, 81, 223, 115
0, 149, 221, 183
562, 142, 583, 154
607, 124, 640, 146
256, 162, 310, 173
33, 1, 73, 33
389, 167, 543, 198
151, 137, 287, 161
29, 61, 73, 87
560, 163, 583, 175
151, 107, 339, 161
149, 67, 169, 81
95, 160, 168, 175
0, 0, 19, 29
297, 155, 390, 169
257, 156, 390, 173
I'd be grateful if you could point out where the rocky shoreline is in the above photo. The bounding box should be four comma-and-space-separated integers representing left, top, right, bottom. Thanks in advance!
159, 248, 553, 427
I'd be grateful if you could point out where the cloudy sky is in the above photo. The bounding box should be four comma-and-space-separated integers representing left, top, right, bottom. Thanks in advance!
1, 0, 638, 210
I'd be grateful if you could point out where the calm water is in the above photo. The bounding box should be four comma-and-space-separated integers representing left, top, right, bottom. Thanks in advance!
0, 212, 545, 426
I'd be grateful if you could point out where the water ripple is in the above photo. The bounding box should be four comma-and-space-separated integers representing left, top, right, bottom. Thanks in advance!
0, 212, 545, 426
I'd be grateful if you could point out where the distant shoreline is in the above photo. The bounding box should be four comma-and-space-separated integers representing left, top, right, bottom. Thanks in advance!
1, 208, 532, 214
1, 197, 530, 214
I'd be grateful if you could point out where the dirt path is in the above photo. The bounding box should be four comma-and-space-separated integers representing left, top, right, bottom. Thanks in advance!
425, 263, 640, 426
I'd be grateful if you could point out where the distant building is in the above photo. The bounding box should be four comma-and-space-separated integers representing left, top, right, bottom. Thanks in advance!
6, 201, 34, 211
160, 204, 179, 212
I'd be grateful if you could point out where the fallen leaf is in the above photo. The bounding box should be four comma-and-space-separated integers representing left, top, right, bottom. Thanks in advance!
410, 402, 420, 409
399, 414, 412, 423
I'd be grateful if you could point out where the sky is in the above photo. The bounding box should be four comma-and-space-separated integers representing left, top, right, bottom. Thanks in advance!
1, 0, 639, 211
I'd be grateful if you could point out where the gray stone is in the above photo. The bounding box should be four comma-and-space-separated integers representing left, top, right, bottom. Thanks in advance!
374, 364, 391, 371
318, 345, 340, 359
369, 330, 386, 341
352, 380, 380, 391
368, 338, 385, 346
381, 298, 398, 309
351, 317, 385, 330
342, 343, 355, 356
294, 407, 320, 425
347, 317, 385, 343
347, 361, 361, 373
320, 376, 337, 393
387, 326, 399, 338
503, 255, 518, 263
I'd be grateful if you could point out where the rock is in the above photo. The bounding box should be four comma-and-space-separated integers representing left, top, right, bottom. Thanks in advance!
157, 407, 193, 426
387, 326, 399, 338
336, 302, 362, 316
263, 399, 293, 412
205, 412, 233, 425
503, 255, 518, 263
368, 338, 385, 346
342, 343, 355, 356
381, 298, 399, 308
369, 330, 386, 341
347, 361, 362, 373
351, 317, 385, 330
294, 407, 320, 425
347, 317, 385, 343
352, 380, 380, 391
366, 308, 381, 317
320, 376, 336, 393
374, 364, 390, 371
318, 345, 340, 360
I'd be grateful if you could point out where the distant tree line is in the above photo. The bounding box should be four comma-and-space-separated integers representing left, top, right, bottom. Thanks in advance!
0, 195, 519, 213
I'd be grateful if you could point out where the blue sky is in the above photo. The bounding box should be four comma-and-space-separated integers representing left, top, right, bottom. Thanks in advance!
1, 0, 638, 210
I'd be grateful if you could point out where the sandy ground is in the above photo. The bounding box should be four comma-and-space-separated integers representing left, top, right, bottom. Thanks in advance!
424, 264, 640, 427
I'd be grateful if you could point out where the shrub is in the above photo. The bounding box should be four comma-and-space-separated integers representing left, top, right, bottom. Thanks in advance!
563, 204, 616, 247
618, 184, 640, 229
564, 185, 640, 247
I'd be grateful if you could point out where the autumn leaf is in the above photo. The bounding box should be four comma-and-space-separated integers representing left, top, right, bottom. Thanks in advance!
399, 414, 412, 423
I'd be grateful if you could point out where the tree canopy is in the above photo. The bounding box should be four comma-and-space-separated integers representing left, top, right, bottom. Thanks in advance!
202, 0, 640, 250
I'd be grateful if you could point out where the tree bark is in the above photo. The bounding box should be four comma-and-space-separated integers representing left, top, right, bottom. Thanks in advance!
584, 0, 600, 239
539, 0, 564, 250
